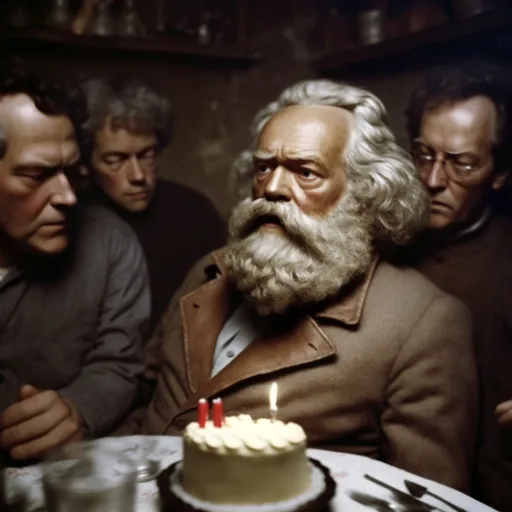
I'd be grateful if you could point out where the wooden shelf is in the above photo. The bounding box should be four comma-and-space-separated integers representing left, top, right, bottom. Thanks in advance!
314, 9, 512, 76
0, 26, 260, 67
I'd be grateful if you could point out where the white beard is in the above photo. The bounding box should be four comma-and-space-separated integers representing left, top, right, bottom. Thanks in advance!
224, 190, 373, 316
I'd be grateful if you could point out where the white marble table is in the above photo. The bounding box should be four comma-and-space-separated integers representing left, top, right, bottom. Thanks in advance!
5, 435, 498, 512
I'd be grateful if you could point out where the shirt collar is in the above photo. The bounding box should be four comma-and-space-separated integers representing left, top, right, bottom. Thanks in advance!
452, 207, 492, 241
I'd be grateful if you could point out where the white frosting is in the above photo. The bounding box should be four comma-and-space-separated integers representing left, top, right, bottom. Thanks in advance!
182, 414, 311, 505
184, 415, 306, 456
171, 462, 325, 512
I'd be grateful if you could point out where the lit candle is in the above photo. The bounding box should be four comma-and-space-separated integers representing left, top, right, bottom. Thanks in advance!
212, 398, 224, 427
269, 382, 278, 422
197, 398, 209, 428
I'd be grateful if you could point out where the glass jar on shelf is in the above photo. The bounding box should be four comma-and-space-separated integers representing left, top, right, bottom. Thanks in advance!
119, 0, 147, 37
452, 0, 496, 18
88, 0, 116, 36
46, 0, 73, 31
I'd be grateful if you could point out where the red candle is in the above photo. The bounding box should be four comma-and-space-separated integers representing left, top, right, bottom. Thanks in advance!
212, 398, 224, 427
197, 398, 209, 428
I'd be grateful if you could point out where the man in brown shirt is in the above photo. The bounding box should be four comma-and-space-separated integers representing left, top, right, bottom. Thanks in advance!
404, 61, 512, 509
123, 79, 479, 490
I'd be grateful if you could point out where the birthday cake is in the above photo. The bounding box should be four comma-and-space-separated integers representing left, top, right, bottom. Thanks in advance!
181, 414, 311, 505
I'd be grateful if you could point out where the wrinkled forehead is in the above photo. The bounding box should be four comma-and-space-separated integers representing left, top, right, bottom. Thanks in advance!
0, 94, 77, 166
257, 104, 354, 156
0, 93, 75, 141
420, 96, 498, 151
94, 119, 158, 152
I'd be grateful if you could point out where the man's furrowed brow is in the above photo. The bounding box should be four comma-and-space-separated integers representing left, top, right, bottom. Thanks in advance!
102, 151, 129, 157
284, 150, 326, 168
15, 151, 81, 170
252, 149, 276, 161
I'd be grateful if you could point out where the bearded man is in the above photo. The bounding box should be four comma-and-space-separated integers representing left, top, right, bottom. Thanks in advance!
128, 80, 478, 491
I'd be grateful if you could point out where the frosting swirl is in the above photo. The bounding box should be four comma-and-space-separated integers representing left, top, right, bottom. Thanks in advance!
183, 415, 307, 455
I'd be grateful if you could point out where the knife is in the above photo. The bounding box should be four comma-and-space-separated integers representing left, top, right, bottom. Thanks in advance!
365, 474, 440, 511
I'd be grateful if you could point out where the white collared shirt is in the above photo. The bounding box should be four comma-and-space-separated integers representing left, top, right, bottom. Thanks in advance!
211, 301, 267, 377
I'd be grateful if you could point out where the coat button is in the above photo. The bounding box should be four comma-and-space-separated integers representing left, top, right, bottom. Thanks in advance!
173, 418, 187, 430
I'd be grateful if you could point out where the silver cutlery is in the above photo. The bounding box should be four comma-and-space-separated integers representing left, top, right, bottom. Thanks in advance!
350, 490, 428, 511
404, 480, 467, 512
365, 474, 438, 511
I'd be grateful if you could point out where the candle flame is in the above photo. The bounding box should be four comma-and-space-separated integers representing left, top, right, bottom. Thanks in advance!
269, 382, 278, 410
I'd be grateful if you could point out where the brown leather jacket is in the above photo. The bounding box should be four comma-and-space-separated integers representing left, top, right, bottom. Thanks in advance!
127, 249, 478, 492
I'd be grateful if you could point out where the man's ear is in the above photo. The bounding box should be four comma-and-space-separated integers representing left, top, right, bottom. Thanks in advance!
492, 170, 509, 191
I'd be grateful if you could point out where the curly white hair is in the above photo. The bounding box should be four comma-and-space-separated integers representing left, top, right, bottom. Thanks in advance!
231, 79, 429, 244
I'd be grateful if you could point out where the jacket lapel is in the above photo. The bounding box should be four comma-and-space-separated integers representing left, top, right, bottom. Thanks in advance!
178, 250, 378, 415
180, 307, 336, 414
180, 274, 239, 394
316, 256, 379, 325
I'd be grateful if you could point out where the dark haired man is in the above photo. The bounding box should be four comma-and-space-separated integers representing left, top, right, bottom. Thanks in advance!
81, 77, 225, 330
0, 62, 149, 461
405, 61, 512, 510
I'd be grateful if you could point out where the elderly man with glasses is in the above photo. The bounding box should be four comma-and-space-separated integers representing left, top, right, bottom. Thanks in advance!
403, 61, 512, 511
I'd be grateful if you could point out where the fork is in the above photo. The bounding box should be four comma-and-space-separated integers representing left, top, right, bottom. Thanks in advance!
364, 475, 438, 511
404, 479, 467, 512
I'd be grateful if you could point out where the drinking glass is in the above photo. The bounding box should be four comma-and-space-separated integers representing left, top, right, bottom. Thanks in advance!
42, 442, 136, 512
115, 437, 159, 483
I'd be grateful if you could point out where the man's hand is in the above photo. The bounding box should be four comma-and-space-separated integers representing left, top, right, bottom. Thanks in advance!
0, 385, 84, 460
496, 400, 512, 428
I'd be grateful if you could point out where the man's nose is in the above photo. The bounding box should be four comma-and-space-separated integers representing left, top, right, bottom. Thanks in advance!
263, 167, 292, 202
127, 156, 145, 183
424, 160, 448, 190
50, 172, 77, 207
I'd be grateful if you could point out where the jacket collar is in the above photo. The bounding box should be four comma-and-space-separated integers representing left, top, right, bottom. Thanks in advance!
169, 248, 379, 425
210, 248, 378, 327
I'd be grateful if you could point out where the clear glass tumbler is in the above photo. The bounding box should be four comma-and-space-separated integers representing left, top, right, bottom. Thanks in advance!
119, 437, 159, 482
42, 442, 137, 512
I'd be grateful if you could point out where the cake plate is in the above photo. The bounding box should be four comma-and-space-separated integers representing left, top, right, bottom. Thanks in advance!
157, 457, 336, 512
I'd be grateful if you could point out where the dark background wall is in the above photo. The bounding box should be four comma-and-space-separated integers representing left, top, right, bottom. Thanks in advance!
2, 0, 511, 217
